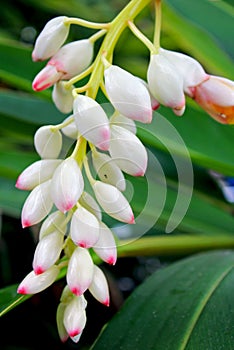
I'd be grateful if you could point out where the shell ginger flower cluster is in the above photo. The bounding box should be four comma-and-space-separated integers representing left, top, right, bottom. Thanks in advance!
16, 0, 234, 345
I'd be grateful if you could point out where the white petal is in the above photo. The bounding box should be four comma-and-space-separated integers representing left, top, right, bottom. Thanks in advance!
67, 247, 94, 295
79, 191, 102, 221
56, 303, 69, 343
93, 181, 135, 224
89, 265, 110, 305
93, 222, 117, 265
50, 158, 84, 213
32, 16, 69, 61
52, 82, 74, 114
109, 125, 147, 176
17, 265, 59, 294
16, 159, 62, 190
39, 210, 67, 239
73, 95, 110, 150
48, 40, 93, 79
104, 65, 152, 123
160, 48, 208, 94
63, 297, 87, 338
61, 115, 78, 139
92, 150, 126, 191
34, 125, 62, 159
110, 113, 137, 135
147, 53, 185, 110
70, 207, 100, 248
21, 180, 53, 228
33, 231, 64, 274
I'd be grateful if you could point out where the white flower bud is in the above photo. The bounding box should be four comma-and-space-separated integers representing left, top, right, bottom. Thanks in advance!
39, 210, 67, 239
16, 159, 62, 190
67, 247, 94, 296
147, 53, 185, 113
110, 113, 137, 134
56, 303, 69, 343
50, 158, 84, 213
32, 16, 69, 61
93, 222, 117, 265
21, 180, 53, 228
33, 40, 94, 91
160, 48, 208, 95
70, 206, 100, 248
89, 265, 110, 306
79, 191, 102, 221
92, 150, 126, 191
109, 125, 147, 177
34, 125, 62, 159
92, 181, 135, 224
61, 115, 78, 139
52, 82, 74, 114
73, 95, 110, 150
33, 231, 64, 274
63, 296, 87, 338
17, 265, 59, 294
104, 65, 152, 123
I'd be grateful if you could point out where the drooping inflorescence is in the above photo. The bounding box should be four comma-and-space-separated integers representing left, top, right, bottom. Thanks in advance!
16, 0, 234, 344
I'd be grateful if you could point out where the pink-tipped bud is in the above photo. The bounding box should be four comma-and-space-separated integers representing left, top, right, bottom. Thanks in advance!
56, 303, 69, 343
109, 125, 148, 177
110, 113, 137, 134
32, 40, 93, 91
73, 95, 110, 150
92, 149, 126, 191
32, 16, 69, 61
61, 115, 78, 139
92, 181, 135, 224
193, 75, 234, 124
159, 48, 208, 95
67, 247, 94, 296
16, 159, 62, 191
32, 65, 63, 91
39, 210, 66, 239
70, 207, 100, 248
21, 180, 53, 228
52, 82, 74, 114
34, 125, 62, 159
104, 65, 152, 123
33, 231, 64, 274
17, 265, 59, 294
63, 297, 87, 339
93, 222, 117, 265
79, 191, 102, 221
50, 158, 84, 213
89, 265, 110, 306
147, 53, 185, 113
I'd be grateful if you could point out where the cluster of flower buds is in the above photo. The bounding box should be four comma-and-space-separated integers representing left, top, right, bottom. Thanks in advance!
16, 7, 234, 344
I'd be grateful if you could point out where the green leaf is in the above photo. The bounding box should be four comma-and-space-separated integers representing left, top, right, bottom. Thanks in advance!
0, 89, 64, 125
138, 108, 234, 176
92, 250, 234, 350
0, 284, 30, 317
163, 0, 234, 77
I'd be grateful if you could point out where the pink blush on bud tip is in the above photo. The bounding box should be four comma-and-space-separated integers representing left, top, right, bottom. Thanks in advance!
22, 219, 31, 228
129, 214, 135, 224
107, 256, 116, 265
71, 287, 82, 296
17, 286, 28, 294
34, 266, 45, 275
103, 298, 110, 307
69, 329, 81, 337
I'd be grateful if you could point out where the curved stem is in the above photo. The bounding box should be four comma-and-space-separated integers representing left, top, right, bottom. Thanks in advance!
154, 0, 162, 52
128, 20, 156, 53
64, 17, 110, 29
